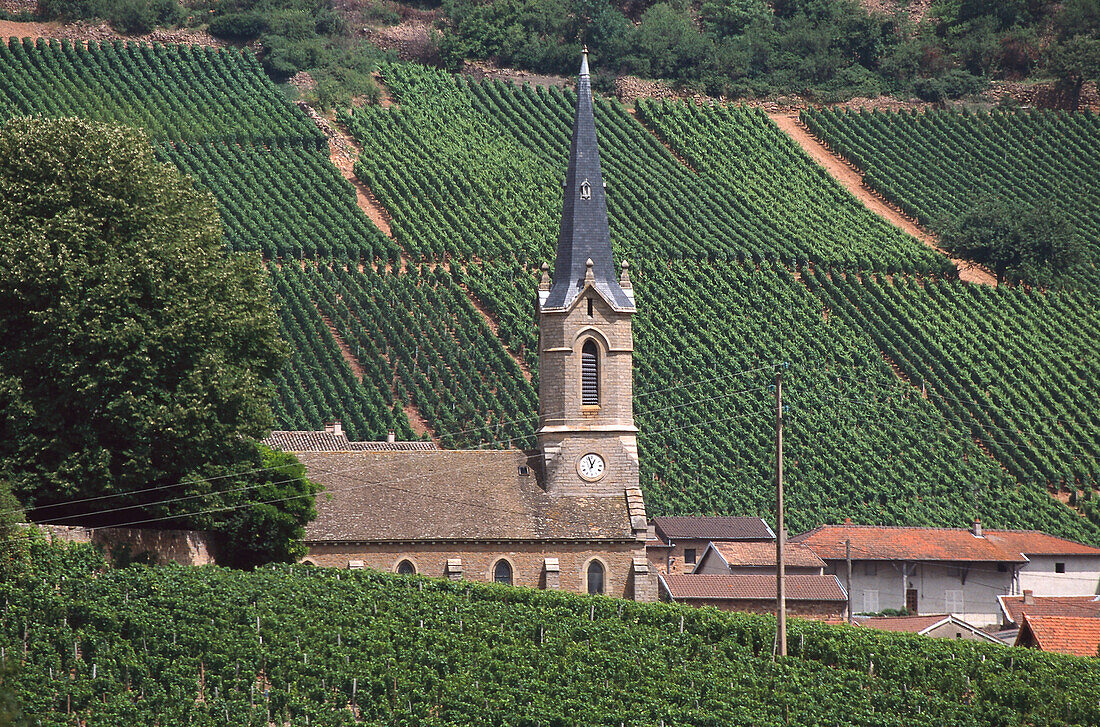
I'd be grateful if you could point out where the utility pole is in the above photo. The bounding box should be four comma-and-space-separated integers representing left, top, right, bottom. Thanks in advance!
775, 367, 786, 656
845, 538, 853, 624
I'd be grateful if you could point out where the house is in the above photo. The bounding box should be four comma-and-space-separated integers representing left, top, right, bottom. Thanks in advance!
647, 516, 774, 575
855, 614, 1002, 643
693, 541, 825, 576
659, 573, 847, 620
265, 49, 656, 602
998, 591, 1100, 628
984, 529, 1100, 596
1015, 615, 1100, 657
792, 522, 1026, 626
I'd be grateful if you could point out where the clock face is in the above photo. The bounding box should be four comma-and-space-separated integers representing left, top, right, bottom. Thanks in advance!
577, 453, 606, 481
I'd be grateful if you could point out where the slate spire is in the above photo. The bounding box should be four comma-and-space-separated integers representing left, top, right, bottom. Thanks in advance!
541, 47, 634, 312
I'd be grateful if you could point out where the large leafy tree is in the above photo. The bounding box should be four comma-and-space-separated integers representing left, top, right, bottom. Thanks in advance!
0, 117, 316, 564
937, 194, 1087, 285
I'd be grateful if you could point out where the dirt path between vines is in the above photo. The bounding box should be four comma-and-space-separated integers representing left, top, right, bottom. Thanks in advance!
768, 113, 997, 287
327, 124, 394, 239
461, 287, 533, 384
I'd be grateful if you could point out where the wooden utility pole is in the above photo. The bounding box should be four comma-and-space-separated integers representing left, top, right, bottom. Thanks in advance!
845, 538, 853, 624
775, 368, 786, 656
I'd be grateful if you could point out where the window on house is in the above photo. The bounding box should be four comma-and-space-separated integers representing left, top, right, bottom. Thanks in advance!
684, 548, 697, 565
587, 561, 605, 595
493, 560, 513, 586
862, 590, 879, 614
581, 340, 599, 406
863, 561, 877, 577
396, 560, 416, 575
945, 589, 964, 613
1055, 562, 1066, 574
587, 298, 594, 317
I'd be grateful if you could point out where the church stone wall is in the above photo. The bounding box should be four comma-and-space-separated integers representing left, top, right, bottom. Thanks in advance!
303, 541, 653, 600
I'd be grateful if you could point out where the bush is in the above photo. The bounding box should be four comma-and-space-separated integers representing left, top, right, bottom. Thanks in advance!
913, 69, 988, 102
209, 11, 269, 41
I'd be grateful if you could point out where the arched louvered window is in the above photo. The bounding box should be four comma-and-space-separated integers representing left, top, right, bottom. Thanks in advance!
581, 339, 599, 406
396, 560, 416, 575
587, 560, 605, 595
493, 559, 513, 585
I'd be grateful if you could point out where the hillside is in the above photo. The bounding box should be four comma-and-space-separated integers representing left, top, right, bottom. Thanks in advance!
1, 39, 1098, 541
4, 539, 1100, 725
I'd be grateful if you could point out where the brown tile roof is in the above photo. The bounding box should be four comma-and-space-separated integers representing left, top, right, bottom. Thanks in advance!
709, 541, 825, 568
652, 516, 773, 542
791, 525, 1026, 563
296, 450, 635, 542
856, 614, 953, 633
661, 574, 847, 602
985, 530, 1100, 557
1016, 615, 1100, 657
998, 595, 1100, 626
264, 431, 437, 452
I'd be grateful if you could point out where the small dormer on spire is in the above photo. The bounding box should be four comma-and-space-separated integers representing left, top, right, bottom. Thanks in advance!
541, 48, 634, 313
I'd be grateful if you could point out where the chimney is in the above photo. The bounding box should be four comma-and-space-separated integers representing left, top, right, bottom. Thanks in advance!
972, 518, 982, 537
386, 430, 396, 443
844, 517, 852, 525
323, 420, 342, 435
1023, 589, 1034, 605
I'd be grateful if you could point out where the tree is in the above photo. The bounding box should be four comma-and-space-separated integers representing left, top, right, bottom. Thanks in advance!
1045, 0, 1100, 110
937, 195, 1087, 285
0, 117, 314, 564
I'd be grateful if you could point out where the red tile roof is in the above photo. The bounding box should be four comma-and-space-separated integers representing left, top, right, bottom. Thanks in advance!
652, 516, 773, 542
661, 574, 847, 602
1015, 615, 1100, 657
985, 530, 1100, 557
998, 595, 1100, 626
709, 541, 825, 568
792, 525, 1026, 563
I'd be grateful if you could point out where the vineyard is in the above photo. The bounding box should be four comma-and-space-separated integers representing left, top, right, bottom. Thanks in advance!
801, 108, 1100, 287
5, 540, 1100, 726
0, 38, 321, 143
2, 40, 1099, 538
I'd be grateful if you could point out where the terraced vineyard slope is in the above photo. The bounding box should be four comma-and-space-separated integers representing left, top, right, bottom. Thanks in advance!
801, 108, 1100, 288
4, 39, 1098, 540
6, 541, 1100, 726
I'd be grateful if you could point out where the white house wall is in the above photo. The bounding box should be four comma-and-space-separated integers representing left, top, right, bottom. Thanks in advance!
1017, 555, 1100, 596
825, 560, 1013, 626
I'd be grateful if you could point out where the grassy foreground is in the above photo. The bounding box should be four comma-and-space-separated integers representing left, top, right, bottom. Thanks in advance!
2, 538, 1098, 726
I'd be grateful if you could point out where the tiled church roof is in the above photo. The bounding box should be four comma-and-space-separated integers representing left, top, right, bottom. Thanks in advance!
263, 431, 437, 452
295, 450, 637, 542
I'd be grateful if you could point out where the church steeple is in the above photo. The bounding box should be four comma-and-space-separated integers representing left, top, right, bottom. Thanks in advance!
541, 47, 634, 313
535, 48, 639, 501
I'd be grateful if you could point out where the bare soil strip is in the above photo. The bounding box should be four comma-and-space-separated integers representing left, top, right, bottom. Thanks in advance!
318, 309, 368, 380
461, 287, 534, 384
321, 302, 438, 442
327, 125, 395, 239
628, 108, 699, 174
767, 113, 997, 287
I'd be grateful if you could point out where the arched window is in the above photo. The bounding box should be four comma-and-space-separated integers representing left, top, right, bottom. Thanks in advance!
581, 339, 599, 406
587, 560, 605, 595
396, 560, 416, 575
493, 559, 513, 586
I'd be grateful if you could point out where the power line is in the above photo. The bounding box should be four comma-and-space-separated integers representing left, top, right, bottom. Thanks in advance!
0, 402, 772, 552
5, 363, 782, 520
1, 385, 774, 527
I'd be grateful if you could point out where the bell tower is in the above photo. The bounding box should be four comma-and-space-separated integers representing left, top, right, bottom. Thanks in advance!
536, 48, 639, 497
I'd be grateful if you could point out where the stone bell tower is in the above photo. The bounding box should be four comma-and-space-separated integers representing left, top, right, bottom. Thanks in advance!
536, 48, 639, 498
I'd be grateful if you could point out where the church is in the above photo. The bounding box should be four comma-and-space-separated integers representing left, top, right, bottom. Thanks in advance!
268, 50, 657, 602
